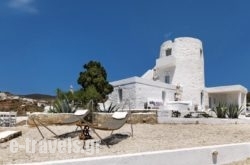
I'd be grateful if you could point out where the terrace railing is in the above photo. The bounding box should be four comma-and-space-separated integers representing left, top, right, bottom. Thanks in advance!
0, 111, 17, 127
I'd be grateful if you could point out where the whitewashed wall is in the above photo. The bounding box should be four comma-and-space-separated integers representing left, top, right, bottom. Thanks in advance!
155, 37, 205, 109
110, 37, 247, 111
30, 142, 250, 165
208, 92, 246, 109
109, 77, 177, 109
171, 38, 205, 107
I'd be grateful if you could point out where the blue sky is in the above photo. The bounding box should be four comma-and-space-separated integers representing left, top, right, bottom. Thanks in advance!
0, 0, 249, 95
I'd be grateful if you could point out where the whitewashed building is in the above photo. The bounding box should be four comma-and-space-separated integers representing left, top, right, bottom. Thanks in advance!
109, 37, 248, 112
0, 92, 7, 100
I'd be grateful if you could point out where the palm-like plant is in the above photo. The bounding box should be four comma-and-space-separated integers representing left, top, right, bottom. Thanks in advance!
106, 103, 120, 113
98, 102, 120, 113
227, 104, 244, 119
212, 103, 227, 118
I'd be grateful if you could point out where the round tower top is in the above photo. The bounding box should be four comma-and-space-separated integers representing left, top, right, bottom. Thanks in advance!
159, 37, 203, 58
174, 37, 202, 45
161, 37, 202, 47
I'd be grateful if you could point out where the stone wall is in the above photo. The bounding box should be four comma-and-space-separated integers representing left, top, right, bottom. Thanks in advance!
27, 111, 157, 126
27, 113, 79, 126
92, 111, 157, 124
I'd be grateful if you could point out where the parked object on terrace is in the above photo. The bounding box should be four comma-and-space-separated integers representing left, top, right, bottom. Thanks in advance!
0, 130, 22, 143
0, 111, 17, 127
78, 110, 133, 147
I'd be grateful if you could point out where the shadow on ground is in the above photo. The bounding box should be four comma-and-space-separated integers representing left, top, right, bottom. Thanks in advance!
101, 133, 130, 145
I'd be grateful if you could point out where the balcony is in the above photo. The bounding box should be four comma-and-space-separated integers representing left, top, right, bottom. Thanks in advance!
156, 55, 176, 68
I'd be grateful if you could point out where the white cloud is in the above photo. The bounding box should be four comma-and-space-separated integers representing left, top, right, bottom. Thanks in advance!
8, 0, 38, 14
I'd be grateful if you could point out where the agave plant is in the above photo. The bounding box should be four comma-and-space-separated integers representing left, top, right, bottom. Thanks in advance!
49, 95, 77, 113
227, 104, 244, 119
212, 103, 227, 118
106, 103, 120, 113
98, 102, 120, 113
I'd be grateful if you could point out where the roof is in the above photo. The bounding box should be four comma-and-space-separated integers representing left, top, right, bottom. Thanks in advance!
205, 85, 248, 94
110, 76, 176, 89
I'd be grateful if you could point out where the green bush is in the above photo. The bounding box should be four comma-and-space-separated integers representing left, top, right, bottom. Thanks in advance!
172, 110, 181, 117
184, 113, 192, 118
213, 103, 244, 119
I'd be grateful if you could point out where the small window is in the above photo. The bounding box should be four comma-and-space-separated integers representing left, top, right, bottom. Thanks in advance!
200, 91, 203, 106
174, 93, 178, 101
209, 97, 212, 108
162, 91, 166, 102
165, 48, 172, 56
118, 88, 123, 103
165, 76, 170, 84
200, 49, 203, 56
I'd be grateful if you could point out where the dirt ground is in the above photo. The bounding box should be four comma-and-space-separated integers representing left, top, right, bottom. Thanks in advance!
1, 123, 250, 164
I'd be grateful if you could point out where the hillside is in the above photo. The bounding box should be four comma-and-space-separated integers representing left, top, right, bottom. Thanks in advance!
18, 93, 56, 101
0, 92, 55, 116
0, 99, 44, 116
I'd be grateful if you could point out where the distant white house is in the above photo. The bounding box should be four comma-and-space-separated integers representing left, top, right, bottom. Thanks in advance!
0, 92, 7, 100
108, 37, 248, 111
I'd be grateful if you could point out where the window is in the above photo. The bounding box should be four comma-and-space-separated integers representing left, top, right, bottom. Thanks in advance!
174, 93, 178, 101
200, 91, 203, 106
165, 76, 170, 84
118, 88, 123, 103
200, 48, 203, 57
162, 91, 166, 102
209, 97, 212, 108
165, 48, 172, 56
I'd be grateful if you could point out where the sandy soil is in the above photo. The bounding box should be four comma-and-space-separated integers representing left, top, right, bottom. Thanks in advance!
1, 123, 250, 164
225, 159, 250, 165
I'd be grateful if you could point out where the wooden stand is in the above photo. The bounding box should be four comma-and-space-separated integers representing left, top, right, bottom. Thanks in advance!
76, 123, 92, 140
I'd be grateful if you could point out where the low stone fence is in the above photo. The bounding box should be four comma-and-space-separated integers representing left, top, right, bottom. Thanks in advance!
27, 110, 157, 126
27, 113, 79, 126
27, 111, 250, 126
93, 111, 157, 124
